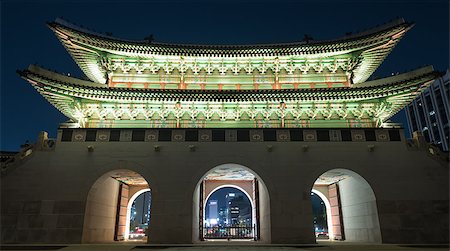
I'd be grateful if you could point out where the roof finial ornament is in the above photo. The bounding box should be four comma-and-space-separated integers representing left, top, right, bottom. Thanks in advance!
303, 34, 314, 44
144, 34, 154, 43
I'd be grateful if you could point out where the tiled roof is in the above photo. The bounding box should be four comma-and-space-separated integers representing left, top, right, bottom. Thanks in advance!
48, 18, 413, 85
19, 65, 437, 124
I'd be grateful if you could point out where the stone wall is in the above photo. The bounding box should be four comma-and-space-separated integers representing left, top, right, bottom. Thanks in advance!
82, 176, 120, 243
1, 128, 448, 244
338, 173, 382, 242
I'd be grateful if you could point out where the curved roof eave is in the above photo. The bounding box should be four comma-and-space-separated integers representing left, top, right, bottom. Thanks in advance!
48, 18, 413, 84
19, 65, 437, 118
50, 17, 411, 52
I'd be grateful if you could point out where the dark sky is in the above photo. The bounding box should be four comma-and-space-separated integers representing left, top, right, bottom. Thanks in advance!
1, 0, 448, 151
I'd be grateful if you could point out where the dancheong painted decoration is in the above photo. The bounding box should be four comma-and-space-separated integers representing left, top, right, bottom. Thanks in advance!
18, 18, 439, 129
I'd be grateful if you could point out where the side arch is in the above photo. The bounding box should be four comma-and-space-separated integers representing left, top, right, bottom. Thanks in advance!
82, 169, 151, 243
310, 168, 382, 243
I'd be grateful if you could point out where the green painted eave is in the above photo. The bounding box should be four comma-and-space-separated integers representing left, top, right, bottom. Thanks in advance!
19, 65, 437, 128
48, 18, 413, 85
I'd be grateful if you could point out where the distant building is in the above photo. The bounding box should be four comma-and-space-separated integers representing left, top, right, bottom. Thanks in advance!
129, 192, 151, 232
405, 70, 450, 151
207, 200, 218, 226
218, 207, 227, 226
225, 193, 236, 225
226, 193, 251, 226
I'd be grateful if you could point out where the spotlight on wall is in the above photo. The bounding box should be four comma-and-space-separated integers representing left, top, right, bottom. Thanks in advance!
153, 145, 160, 152
302, 145, 309, 152
367, 144, 375, 152
266, 145, 273, 152
189, 145, 196, 152
87, 145, 94, 152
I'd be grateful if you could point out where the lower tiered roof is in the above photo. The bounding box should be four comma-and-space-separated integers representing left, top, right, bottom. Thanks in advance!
18, 65, 438, 129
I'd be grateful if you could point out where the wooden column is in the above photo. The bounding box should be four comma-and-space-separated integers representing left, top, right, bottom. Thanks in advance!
328, 183, 345, 240
199, 181, 205, 241
254, 178, 260, 240
114, 183, 129, 241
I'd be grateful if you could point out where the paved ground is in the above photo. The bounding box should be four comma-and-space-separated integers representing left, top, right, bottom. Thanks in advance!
1, 243, 449, 251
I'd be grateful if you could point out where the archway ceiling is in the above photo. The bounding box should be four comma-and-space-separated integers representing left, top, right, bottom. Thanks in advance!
314, 170, 350, 185
205, 166, 255, 180
110, 170, 148, 186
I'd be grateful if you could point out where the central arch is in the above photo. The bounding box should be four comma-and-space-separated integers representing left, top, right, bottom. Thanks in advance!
203, 184, 257, 236
204, 184, 256, 227
192, 163, 271, 243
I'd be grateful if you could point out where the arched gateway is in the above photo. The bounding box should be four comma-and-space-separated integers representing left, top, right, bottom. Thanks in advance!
192, 164, 271, 243
311, 169, 381, 243
82, 169, 151, 243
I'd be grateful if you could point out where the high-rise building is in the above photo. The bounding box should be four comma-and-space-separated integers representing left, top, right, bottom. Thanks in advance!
207, 200, 218, 226
129, 191, 151, 233
405, 70, 449, 151
231, 196, 252, 226
225, 193, 236, 225
225, 193, 251, 226
218, 207, 227, 226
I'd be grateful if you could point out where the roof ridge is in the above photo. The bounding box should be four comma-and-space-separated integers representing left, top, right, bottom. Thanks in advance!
50, 17, 411, 47
342, 18, 410, 40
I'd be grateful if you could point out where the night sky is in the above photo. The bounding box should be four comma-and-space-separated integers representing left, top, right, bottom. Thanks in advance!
207, 187, 248, 209
1, 0, 448, 151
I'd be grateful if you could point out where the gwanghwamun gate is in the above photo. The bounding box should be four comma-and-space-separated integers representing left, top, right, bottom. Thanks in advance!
1, 18, 448, 245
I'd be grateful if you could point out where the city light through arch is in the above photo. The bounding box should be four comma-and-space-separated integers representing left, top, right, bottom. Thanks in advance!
204, 186, 253, 228
125, 188, 151, 241
192, 163, 272, 243
311, 190, 332, 240
204, 186, 254, 240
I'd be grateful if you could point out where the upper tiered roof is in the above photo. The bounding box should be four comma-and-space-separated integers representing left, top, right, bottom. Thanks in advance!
48, 18, 413, 85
